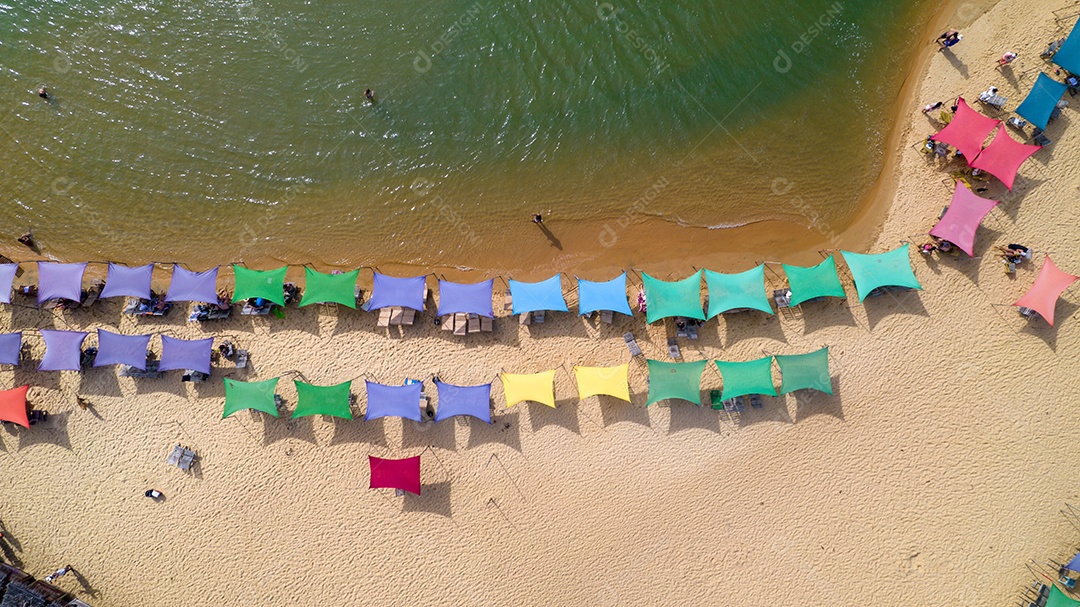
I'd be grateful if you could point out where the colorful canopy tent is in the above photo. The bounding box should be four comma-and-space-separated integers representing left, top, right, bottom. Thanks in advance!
782, 256, 846, 307
369, 455, 421, 495
100, 263, 153, 300
223, 377, 280, 418
436, 279, 494, 317
704, 266, 773, 317
971, 129, 1041, 191
501, 370, 556, 408
39, 329, 88, 371
929, 185, 1000, 257
37, 262, 86, 304
716, 357, 778, 400
573, 364, 630, 402
841, 245, 922, 302
929, 97, 1000, 160
292, 380, 353, 419
576, 274, 633, 317
232, 265, 287, 306
645, 359, 706, 406
0, 263, 17, 304
158, 335, 213, 375
1053, 18, 1080, 75
93, 330, 151, 369
1014, 256, 1078, 326
364, 381, 423, 422
0, 333, 20, 365
508, 276, 568, 315
166, 266, 219, 304
775, 348, 833, 395
641, 271, 705, 323
0, 385, 30, 428
1046, 585, 1080, 607
1016, 72, 1069, 130
433, 381, 492, 423
367, 272, 426, 311
299, 268, 359, 308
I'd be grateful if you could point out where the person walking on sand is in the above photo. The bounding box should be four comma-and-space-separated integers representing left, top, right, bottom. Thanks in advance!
44, 565, 71, 583
532, 213, 543, 224
937, 30, 961, 52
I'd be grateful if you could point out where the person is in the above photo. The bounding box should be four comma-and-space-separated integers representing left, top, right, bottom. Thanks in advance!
937, 239, 953, 253
364, 89, 374, 102
998, 243, 1030, 262
17, 232, 33, 248
37, 87, 48, 99
532, 213, 543, 224
919, 242, 937, 256
922, 101, 944, 113
997, 52, 1017, 67
218, 341, 235, 358
636, 287, 647, 313
44, 565, 71, 583
937, 30, 962, 51
144, 489, 162, 499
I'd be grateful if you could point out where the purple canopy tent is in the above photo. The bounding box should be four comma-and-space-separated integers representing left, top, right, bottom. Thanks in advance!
94, 330, 152, 369
158, 335, 213, 375
39, 329, 88, 371
0, 332, 21, 365
433, 380, 492, 423
364, 381, 423, 421
436, 279, 494, 317
37, 262, 87, 304
367, 273, 426, 311
0, 264, 18, 304
100, 263, 154, 300
165, 266, 219, 304
929, 184, 1000, 257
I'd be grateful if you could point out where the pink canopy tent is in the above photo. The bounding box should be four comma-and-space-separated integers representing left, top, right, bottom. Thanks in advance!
929, 183, 1000, 256
368, 455, 421, 495
1014, 256, 1078, 326
970, 129, 1041, 190
930, 97, 1000, 160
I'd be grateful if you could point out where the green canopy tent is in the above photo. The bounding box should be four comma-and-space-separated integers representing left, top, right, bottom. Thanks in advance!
715, 357, 777, 400
299, 268, 359, 308
223, 377, 280, 418
232, 265, 288, 306
775, 348, 832, 395
782, 256, 846, 307
704, 266, 773, 317
1046, 585, 1080, 607
292, 380, 353, 419
646, 359, 706, 406
840, 245, 922, 302
641, 271, 705, 324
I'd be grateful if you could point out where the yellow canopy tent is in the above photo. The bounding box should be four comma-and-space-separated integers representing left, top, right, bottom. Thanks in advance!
501, 370, 557, 408
573, 364, 630, 402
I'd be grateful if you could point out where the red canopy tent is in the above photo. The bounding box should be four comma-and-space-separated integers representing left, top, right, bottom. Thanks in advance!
368, 455, 421, 495
0, 385, 30, 428
930, 97, 1001, 160
1014, 256, 1078, 326
929, 183, 1000, 256
970, 129, 1041, 190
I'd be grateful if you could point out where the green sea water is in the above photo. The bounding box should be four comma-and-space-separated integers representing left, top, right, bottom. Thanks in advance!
0, 0, 934, 271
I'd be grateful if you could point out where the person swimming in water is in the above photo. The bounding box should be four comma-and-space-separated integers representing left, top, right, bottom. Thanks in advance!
364, 89, 375, 103
37, 87, 48, 99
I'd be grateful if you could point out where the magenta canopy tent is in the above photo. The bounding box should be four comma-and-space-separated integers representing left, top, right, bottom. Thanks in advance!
39, 329, 88, 371
37, 262, 87, 304
369, 455, 421, 495
158, 335, 213, 375
929, 184, 1000, 256
930, 97, 1000, 160
364, 381, 423, 422
0, 333, 21, 366
971, 129, 1041, 190
94, 330, 152, 369
1014, 256, 1078, 326
100, 263, 154, 300
367, 273, 426, 311
165, 266, 219, 304
0, 264, 18, 304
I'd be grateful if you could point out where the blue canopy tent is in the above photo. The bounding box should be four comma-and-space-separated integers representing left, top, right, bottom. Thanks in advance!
100, 263, 154, 300
1016, 72, 1069, 130
1066, 552, 1080, 573
0, 264, 18, 304
39, 329, 88, 371
0, 333, 20, 365
509, 275, 569, 314
158, 335, 213, 375
1053, 18, 1080, 75
434, 381, 492, 423
94, 330, 152, 369
364, 381, 423, 421
436, 279, 494, 317
166, 266, 220, 304
576, 274, 633, 317
37, 262, 86, 304
367, 273, 426, 311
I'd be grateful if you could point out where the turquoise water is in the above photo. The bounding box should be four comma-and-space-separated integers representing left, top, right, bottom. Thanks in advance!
0, 0, 932, 270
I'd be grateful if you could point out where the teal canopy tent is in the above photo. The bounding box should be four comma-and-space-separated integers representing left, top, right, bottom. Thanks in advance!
841, 245, 922, 302
1046, 585, 1080, 607
232, 265, 287, 306
292, 380, 353, 419
223, 378, 280, 418
645, 359, 706, 406
641, 271, 704, 324
716, 357, 777, 400
1053, 17, 1080, 75
704, 266, 772, 317
299, 268, 359, 308
1016, 72, 1068, 130
782, 256, 846, 307
775, 348, 832, 395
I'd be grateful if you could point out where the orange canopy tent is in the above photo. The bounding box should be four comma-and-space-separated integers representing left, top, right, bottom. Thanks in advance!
0, 385, 30, 428
1014, 256, 1078, 326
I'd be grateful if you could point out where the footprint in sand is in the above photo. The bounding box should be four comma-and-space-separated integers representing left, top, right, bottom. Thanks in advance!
903, 552, 926, 573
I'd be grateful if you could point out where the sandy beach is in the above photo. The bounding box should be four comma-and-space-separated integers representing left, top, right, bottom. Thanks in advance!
3, 0, 1080, 605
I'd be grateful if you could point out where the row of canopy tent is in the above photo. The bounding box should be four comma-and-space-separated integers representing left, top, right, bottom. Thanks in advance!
219, 348, 832, 420
930, 97, 1042, 190
0, 330, 213, 374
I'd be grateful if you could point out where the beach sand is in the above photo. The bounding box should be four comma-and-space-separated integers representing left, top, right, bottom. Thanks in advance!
3, 0, 1080, 605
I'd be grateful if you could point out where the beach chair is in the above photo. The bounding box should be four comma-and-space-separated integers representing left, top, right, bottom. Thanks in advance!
749, 394, 763, 409
600, 309, 614, 324
1018, 306, 1040, 320
687, 321, 698, 340
519, 312, 532, 325
81, 282, 103, 308
236, 349, 249, 369
710, 389, 723, 410
181, 370, 209, 383
533, 310, 545, 324
623, 332, 642, 357
80, 347, 97, 371
503, 292, 513, 311
667, 337, 680, 360
166, 444, 184, 467
480, 315, 493, 332
675, 318, 688, 338
1043, 38, 1064, 57
1033, 132, 1052, 147
978, 90, 1007, 109
120, 359, 162, 379
377, 307, 392, 327
1007, 116, 1028, 129
467, 313, 481, 333
401, 308, 417, 325
389, 307, 404, 325
177, 446, 196, 471
453, 313, 467, 335
722, 396, 745, 412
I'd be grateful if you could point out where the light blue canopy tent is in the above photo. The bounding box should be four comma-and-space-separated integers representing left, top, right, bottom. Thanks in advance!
433, 381, 492, 423
841, 245, 923, 302
1016, 72, 1068, 130
704, 266, 773, 317
364, 381, 423, 422
576, 273, 633, 316
1053, 18, 1080, 75
640, 271, 705, 323
508, 275, 568, 315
